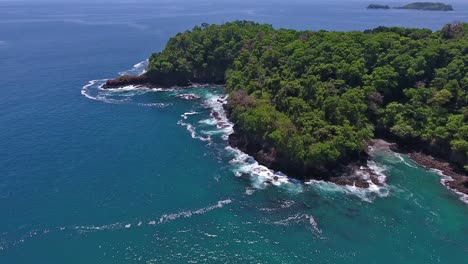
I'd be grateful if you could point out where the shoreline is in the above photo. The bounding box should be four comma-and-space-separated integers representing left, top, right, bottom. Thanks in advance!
370, 139, 468, 200
103, 79, 467, 197
407, 152, 468, 196
227, 131, 386, 190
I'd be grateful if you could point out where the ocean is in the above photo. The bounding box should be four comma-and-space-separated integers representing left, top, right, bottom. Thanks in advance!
1, 0, 468, 263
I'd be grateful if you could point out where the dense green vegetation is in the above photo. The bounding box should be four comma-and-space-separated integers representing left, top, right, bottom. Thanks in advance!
367, 4, 390, 10
396, 2, 453, 11
146, 21, 468, 174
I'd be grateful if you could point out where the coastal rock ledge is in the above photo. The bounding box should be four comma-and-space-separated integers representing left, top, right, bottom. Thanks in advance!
228, 131, 384, 189
409, 152, 468, 195
103, 75, 150, 88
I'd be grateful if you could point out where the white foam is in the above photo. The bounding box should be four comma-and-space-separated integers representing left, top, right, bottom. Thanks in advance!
198, 118, 217, 126
394, 153, 417, 168
81, 60, 175, 107
177, 120, 211, 142
181, 111, 198, 120
118, 59, 149, 76
137, 103, 172, 108
156, 199, 232, 224
305, 162, 390, 203
203, 94, 234, 140
272, 214, 322, 237
204, 233, 218, 237
245, 187, 255, 195
226, 146, 303, 193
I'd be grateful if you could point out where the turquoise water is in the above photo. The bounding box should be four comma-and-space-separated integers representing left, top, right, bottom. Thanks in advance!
1, 1, 468, 263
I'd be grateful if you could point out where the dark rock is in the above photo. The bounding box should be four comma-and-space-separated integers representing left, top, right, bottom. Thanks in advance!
103, 75, 150, 88
409, 152, 468, 195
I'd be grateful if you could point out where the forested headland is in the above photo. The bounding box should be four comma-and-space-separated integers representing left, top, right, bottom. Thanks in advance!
105, 21, 468, 181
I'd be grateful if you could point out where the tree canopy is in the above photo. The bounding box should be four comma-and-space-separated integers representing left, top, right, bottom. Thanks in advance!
147, 21, 468, 173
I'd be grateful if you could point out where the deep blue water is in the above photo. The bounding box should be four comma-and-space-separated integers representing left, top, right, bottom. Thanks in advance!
1, 1, 468, 263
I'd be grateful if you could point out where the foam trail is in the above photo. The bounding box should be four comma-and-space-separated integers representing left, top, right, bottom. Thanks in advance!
157, 199, 232, 224
394, 153, 417, 168
272, 214, 323, 237
177, 120, 211, 142
181, 111, 198, 120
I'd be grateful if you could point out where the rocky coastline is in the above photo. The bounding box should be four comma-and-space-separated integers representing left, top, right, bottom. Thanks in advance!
103, 74, 153, 89
227, 128, 384, 189
408, 152, 468, 195
103, 75, 466, 196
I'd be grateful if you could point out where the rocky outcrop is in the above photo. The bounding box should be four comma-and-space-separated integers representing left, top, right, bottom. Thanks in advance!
103, 75, 150, 88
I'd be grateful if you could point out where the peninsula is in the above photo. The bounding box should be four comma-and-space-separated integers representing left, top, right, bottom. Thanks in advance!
104, 21, 468, 193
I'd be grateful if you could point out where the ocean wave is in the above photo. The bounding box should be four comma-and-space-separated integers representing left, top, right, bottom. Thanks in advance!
118, 59, 148, 76
305, 162, 390, 203
226, 146, 303, 193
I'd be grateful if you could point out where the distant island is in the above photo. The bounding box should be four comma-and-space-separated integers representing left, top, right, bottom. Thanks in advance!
368, 2, 454, 11
367, 4, 390, 9
396, 2, 453, 11
104, 21, 468, 193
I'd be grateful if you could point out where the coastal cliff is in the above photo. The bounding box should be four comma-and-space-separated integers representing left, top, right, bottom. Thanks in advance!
104, 21, 468, 191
